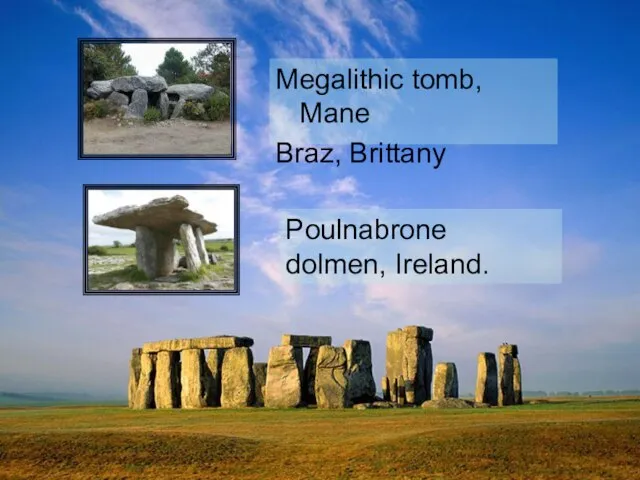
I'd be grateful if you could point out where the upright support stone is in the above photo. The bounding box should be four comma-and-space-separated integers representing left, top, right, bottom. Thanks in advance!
424, 342, 433, 402
194, 227, 210, 265
391, 378, 398, 403
475, 352, 498, 406
498, 345, 515, 406
135, 226, 175, 278
512, 345, 523, 405
253, 362, 267, 407
133, 352, 156, 409
181, 349, 208, 409
315, 346, 349, 409
398, 376, 406, 405
343, 340, 376, 404
155, 351, 181, 408
265, 346, 303, 408
221, 347, 254, 408
128, 348, 142, 408
179, 223, 201, 272
205, 348, 225, 407
381, 376, 390, 401
303, 348, 319, 405
433, 362, 459, 400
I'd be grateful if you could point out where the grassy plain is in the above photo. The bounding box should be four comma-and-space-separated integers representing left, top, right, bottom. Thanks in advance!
1, 397, 639, 479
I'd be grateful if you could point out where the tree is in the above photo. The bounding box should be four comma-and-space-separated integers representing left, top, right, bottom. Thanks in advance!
113, 240, 122, 248
191, 42, 231, 91
156, 48, 197, 85
83, 43, 137, 90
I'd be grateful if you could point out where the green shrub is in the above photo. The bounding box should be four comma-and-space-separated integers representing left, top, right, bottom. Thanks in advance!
93, 99, 109, 118
88, 245, 108, 256
219, 244, 230, 251
205, 91, 230, 121
144, 106, 162, 123
182, 100, 207, 120
84, 101, 97, 120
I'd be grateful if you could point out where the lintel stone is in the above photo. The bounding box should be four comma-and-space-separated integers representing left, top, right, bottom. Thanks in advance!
143, 335, 254, 353
281, 334, 332, 347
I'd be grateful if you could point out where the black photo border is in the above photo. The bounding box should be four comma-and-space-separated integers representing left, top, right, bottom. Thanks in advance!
77, 37, 237, 160
83, 184, 240, 296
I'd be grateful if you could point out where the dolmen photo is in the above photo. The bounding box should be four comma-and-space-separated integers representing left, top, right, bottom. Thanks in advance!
128, 326, 525, 410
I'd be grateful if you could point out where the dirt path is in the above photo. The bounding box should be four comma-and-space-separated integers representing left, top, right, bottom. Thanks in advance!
83, 118, 232, 156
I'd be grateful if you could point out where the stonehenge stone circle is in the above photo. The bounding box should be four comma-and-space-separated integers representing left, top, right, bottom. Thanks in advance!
92, 196, 218, 279
127, 330, 526, 411
433, 362, 459, 400
315, 346, 349, 409
85, 74, 223, 120
265, 346, 304, 408
475, 352, 498, 406
343, 340, 377, 404
386, 326, 433, 405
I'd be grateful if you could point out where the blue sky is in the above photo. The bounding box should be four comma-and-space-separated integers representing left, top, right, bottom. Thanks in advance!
0, 0, 639, 397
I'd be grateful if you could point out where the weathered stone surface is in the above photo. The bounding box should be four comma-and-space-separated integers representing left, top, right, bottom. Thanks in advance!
87, 80, 113, 99
166, 83, 214, 101
112, 75, 168, 93
402, 326, 434, 341
194, 227, 210, 265
135, 226, 175, 279
424, 342, 433, 402
344, 340, 376, 404
315, 346, 348, 409
133, 353, 156, 409
179, 223, 201, 272
93, 195, 217, 238
154, 351, 181, 408
125, 88, 148, 119
159, 92, 169, 119
107, 91, 129, 107
302, 347, 319, 405
498, 349, 515, 407
265, 346, 303, 408
422, 398, 473, 409
475, 352, 498, 406
205, 348, 225, 407
402, 335, 427, 405
381, 376, 390, 401
433, 362, 459, 400
143, 336, 254, 353
128, 348, 142, 408
171, 98, 186, 119
513, 357, 523, 405
180, 349, 208, 409
253, 362, 267, 407
209, 252, 218, 264
500, 344, 518, 356
398, 375, 406, 405
281, 335, 332, 347
221, 347, 254, 408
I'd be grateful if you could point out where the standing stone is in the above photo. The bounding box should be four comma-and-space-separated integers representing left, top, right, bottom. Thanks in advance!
424, 342, 433, 402
253, 362, 267, 407
194, 227, 210, 265
398, 375, 406, 405
107, 91, 129, 107
315, 346, 348, 409
433, 362, 459, 400
391, 378, 398, 403
513, 357, 523, 405
179, 224, 201, 272
302, 348, 319, 405
133, 352, 156, 409
171, 98, 186, 119
221, 347, 254, 408
135, 227, 175, 279
381, 376, 390, 401
475, 352, 498, 406
265, 346, 303, 408
159, 92, 169, 119
128, 348, 142, 408
205, 348, 225, 407
344, 340, 376, 404
155, 351, 181, 409
498, 345, 515, 406
181, 349, 208, 409
125, 88, 148, 119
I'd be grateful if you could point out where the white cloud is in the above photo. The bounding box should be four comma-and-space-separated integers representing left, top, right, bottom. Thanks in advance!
87, 189, 236, 245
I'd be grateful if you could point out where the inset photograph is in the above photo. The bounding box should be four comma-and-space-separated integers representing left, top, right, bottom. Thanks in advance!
84, 185, 239, 295
79, 38, 235, 158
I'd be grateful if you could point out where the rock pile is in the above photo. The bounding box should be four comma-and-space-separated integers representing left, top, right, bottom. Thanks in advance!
85, 74, 218, 120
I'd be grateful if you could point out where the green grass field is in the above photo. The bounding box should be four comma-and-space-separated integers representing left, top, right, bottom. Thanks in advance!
1, 397, 639, 479
98, 238, 235, 256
